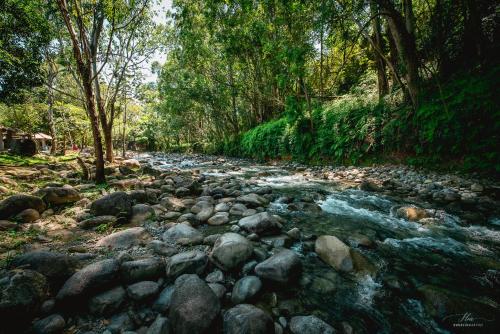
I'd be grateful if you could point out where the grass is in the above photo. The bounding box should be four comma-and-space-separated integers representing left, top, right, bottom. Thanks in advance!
0, 152, 78, 166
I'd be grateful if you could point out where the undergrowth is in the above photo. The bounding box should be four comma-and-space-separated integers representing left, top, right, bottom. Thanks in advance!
209, 69, 499, 174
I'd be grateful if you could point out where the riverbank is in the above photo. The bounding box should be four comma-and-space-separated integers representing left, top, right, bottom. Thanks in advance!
1, 153, 499, 333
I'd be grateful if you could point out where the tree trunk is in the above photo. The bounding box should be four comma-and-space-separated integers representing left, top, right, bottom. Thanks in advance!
122, 95, 127, 158
85, 87, 106, 183
370, 0, 389, 100
378, 0, 420, 109
386, 21, 400, 89
56, 0, 105, 183
104, 123, 114, 163
47, 59, 58, 154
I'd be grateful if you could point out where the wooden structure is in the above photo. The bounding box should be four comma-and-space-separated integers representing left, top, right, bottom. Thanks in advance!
34, 133, 53, 151
0, 126, 51, 155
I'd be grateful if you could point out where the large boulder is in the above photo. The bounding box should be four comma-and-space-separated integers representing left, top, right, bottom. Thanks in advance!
34, 187, 81, 206
255, 249, 302, 283
10, 251, 76, 286
56, 259, 119, 301
96, 227, 150, 250
120, 257, 164, 283
162, 224, 203, 245
223, 304, 274, 334
289, 315, 335, 334
0, 194, 46, 219
231, 276, 262, 304
90, 192, 132, 221
166, 251, 208, 279
169, 275, 220, 334
0, 269, 48, 325
236, 193, 269, 208
210, 233, 253, 270
315, 235, 353, 272
238, 212, 280, 235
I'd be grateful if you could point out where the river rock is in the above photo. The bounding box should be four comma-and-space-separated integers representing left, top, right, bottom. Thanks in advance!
165, 250, 208, 278
90, 191, 132, 221
122, 159, 141, 169
148, 240, 177, 256
215, 202, 230, 212
315, 235, 353, 272
34, 187, 80, 206
255, 249, 301, 283
96, 227, 150, 249
359, 180, 381, 192
15, 208, 40, 223
223, 304, 274, 334
287, 227, 301, 240
208, 283, 226, 299
0, 269, 48, 322
161, 197, 186, 211
131, 203, 155, 223
207, 212, 229, 225
88, 286, 126, 315
107, 312, 134, 333
194, 203, 214, 222
289, 315, 335, 334
0, 220, 17, 230
238, 212, 280, 235
261, 235, 292, 248
11, 251, 76, 284
203, 233, 221, 245
162, 223, 203, 245
206, 269, 224, 283
33, 314, 65, 334
147, 315, 171, 334
231, 276, 262, 304
0, 194, 46, 219
395, 206, 430, 221
237, 193, 269, 208
78, 215, 117, 229
127, 281, 159, 301
56, 259, 119, 300
210, 232, 253, 270
177, 213, 197, 225
169, 274, 220, 334
120, 257, 164, 283
229, 203, 247, 216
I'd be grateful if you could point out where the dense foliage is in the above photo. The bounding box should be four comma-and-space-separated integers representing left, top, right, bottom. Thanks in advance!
214, 69, 500, 172
0, 0, 53, 102
149, 0, 499, 173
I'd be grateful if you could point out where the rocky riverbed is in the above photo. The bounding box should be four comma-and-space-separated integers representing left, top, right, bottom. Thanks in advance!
0, 153, 499, 334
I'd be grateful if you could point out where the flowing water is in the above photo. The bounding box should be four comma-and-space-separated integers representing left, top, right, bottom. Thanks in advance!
145, 154, 500, 333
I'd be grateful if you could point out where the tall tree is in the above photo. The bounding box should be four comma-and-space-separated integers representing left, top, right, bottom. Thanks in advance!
55, 0, 106, 183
